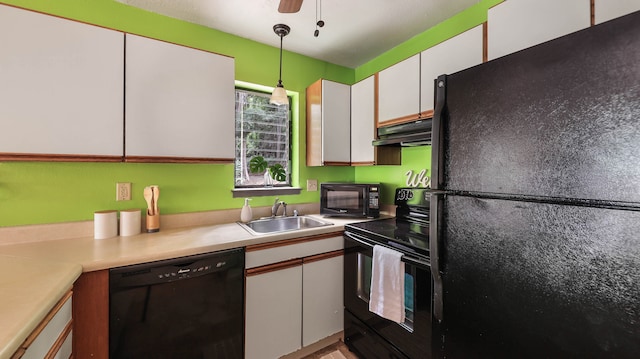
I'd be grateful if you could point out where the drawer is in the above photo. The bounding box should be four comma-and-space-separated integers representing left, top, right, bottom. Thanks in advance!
14, 291, 72, 359
246, 232, 343, 269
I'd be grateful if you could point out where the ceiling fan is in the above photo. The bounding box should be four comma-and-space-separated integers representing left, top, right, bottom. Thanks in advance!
278, 0, 303, 13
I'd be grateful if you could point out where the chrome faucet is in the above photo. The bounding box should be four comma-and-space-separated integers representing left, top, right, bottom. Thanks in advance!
271, 198, 287, 217
271, 198, 280, 217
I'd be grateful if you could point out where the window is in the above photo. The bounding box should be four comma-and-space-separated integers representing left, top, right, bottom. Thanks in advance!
234, 88, 291, 187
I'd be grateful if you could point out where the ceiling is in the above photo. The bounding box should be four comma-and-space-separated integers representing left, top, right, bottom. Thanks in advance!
116, 0, 479, 68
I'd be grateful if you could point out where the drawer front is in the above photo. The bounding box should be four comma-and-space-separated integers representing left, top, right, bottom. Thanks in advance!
21, 293, 72, 359
246, 234, 343, 269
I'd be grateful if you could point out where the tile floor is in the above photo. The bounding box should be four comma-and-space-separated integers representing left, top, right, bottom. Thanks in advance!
302, 341, 358, 359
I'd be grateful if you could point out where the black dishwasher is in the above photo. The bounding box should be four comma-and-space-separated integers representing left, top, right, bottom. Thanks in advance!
109, 248, 244, 359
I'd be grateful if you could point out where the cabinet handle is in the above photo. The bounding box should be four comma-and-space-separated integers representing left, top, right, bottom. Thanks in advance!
245, 258, 303, 276
303, 249, 344, 264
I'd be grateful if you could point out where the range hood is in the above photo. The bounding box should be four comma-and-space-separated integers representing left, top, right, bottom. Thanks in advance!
372, 119, 432, 147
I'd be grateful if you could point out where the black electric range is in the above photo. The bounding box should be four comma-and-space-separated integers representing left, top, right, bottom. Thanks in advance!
343, 187, 434, 359
344, 187, 430, 261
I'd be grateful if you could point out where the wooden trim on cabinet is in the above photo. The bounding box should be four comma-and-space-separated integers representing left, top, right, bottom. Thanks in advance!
0, 153, 234, 164
374, 73, 380, 129
44, 320, 73, 359
420, 109, 434, 119
303, 249, 344, 264
351, 161, 376, 166
590, 0, 595, 26
306, 79, 323, 167
0, 153, 122, 162
245, 231, 344, 252
21, 290, 73, 349
124, 156, 234, 164
245, 258, 303, 276
73, 269, 109, 359
10, 347, 25, 359
482, 22, 489, 63
323, 161, 351, 166
377, 113, 421, 128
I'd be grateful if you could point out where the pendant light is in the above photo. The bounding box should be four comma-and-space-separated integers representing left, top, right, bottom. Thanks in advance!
270, 24, 290, 106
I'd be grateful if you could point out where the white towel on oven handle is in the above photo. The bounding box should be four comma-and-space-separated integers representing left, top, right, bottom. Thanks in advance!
369, 244, 405, 323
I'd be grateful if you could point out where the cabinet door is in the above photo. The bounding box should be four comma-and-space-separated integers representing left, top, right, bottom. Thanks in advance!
420, 25, 484, 116
125, 34, 235, 162
377, 54, 420, 126
322, 80, 351, 164
245, 262, 303, 359
0, 5, 124, 160
306, 80, 350, 166
302, 252, 344, 347
594, 0, 640, 24
350, 76, 375, 165
488, 0, 591, 60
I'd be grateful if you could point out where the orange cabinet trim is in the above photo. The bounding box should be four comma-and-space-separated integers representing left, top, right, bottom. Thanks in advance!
245, 258, 303, 276
245, 231, 344, 252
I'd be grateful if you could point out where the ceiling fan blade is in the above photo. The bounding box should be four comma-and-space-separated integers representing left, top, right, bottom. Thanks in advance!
278, 0, 303, 13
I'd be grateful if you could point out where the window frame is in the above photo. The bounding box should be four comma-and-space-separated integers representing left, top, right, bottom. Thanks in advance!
232, 83, 301, 197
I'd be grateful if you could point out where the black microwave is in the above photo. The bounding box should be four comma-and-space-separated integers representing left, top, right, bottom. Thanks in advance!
320, 183, 380, 218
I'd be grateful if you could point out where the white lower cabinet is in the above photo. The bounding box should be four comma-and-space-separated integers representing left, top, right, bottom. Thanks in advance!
245, 233, 344, 359
245, 262, 303, 359
14, 291, 73, 359
302, 254, 344, 347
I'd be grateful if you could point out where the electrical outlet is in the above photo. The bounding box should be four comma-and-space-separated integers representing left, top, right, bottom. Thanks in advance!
116, 182, 131, 201
307, 179, 318, 192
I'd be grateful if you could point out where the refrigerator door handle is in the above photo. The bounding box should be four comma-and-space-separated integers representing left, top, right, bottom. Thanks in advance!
431, 75, 447, 191
430, 191, 444, 323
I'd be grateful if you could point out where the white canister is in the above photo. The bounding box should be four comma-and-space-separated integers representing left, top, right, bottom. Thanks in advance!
94, 210, 118, 239
120, 209, 142, 236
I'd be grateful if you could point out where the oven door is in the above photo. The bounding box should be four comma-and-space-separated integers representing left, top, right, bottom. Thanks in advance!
344, 231, 434, 359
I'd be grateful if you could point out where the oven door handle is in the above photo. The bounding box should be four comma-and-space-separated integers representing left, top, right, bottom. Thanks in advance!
344, 231, 430, 268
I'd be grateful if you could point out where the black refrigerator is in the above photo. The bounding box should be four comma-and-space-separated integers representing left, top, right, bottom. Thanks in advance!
429, 11, 640, 358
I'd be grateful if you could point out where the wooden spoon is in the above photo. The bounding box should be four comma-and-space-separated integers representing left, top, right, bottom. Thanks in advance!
151, 185, 159, 215
143, 186, 154, 215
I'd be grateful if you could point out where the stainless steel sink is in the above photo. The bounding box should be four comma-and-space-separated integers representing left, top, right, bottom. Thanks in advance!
238, 216, 333, 235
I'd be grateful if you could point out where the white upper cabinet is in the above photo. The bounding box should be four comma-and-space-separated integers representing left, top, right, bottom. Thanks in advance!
594, 0, 640, 24
350, 76, 375, 165
377, 54, 421, 126
323, 80, 351, 164
306, 79, 351, 166
488, 0, 591, 60
420, 25, 484, 116
125, 34, 235, 161
0, 5, 124, 159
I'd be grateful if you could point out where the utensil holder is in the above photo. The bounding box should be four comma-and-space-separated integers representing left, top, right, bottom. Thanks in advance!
146, 210, 160, 233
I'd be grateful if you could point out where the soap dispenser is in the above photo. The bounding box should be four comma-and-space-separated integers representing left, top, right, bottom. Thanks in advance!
240, 198, 253, 223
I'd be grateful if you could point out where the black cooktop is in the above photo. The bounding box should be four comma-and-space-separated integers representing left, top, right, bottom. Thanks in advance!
345, 217, 429, 258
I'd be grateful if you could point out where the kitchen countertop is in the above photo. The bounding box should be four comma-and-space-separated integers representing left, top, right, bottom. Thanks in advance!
0, 214, 372, 359
0, 256, 81, 359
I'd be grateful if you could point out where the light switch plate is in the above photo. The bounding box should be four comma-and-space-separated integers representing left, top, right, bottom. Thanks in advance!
307, 179, 318, 191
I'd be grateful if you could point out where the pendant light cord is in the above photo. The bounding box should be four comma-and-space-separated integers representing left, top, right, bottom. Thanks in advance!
278, 34, 283, 85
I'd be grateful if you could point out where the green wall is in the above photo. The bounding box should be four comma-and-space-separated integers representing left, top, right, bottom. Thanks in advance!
0, 0, 501, 227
